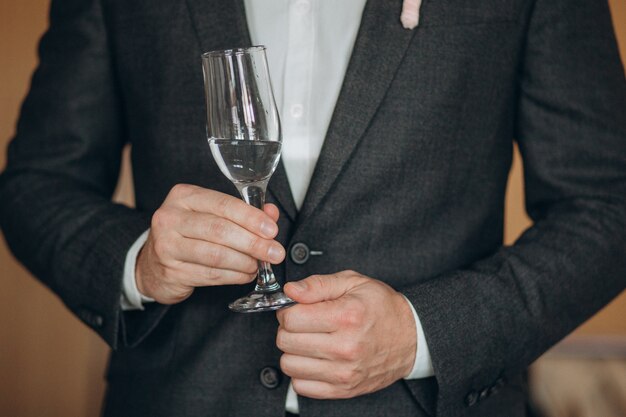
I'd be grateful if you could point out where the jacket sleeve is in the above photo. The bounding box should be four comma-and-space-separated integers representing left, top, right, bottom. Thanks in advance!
403, 0, 626, 414
0, 0, 167, 349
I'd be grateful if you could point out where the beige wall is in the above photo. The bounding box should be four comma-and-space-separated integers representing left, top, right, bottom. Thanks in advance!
0, 2, 624, 416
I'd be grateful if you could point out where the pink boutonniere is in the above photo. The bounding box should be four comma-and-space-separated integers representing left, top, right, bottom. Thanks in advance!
401, 0, 423, 30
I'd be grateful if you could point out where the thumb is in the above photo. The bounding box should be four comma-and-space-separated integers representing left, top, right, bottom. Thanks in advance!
284, 272, 361, 304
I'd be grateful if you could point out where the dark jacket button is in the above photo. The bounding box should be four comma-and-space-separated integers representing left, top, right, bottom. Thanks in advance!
79, 308, 104, 328
465, 391, 479, 407
479, 388, 490, 401
93, 314, 104, 327
259, 366, 281, 389
488, 377, 506, 395
290, 242, 310, 265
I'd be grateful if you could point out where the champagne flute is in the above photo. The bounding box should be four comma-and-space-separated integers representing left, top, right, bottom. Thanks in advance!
202, 46, 295, 313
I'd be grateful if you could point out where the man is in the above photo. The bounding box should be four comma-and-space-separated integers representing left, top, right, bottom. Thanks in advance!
1, 0, 624, 416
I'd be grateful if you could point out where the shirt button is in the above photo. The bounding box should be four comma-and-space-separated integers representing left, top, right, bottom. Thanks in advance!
290, 242, 310, 265
294, 0, 310, 15
290, 104, 303, 118
259, 366, 281, 389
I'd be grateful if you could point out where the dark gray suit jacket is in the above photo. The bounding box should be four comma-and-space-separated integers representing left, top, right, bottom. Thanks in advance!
1, 0, 625, 416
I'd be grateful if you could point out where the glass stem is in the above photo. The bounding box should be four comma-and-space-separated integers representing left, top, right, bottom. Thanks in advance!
236, 181, 281, 293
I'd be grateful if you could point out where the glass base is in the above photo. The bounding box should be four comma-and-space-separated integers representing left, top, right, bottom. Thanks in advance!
229, 290, 296, 313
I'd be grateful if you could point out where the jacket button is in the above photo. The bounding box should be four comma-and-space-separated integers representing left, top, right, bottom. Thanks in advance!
259, 366, 281, 389
464, 391, 479, 407
479, 388, 490, 401
290, 242, 310, 265
489, 377, 506, 395
79, 308, 104, 328
93, 315, 104, 327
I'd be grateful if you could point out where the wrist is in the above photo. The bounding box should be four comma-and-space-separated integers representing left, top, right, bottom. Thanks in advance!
134, 237, 155, 303
395, 292, 418, 378
134, 242, 151, 299
121, 228, 154, 310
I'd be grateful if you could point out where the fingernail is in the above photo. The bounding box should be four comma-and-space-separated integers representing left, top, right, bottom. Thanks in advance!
290, 280, 306, 292
261, 221, 278, 238
267, 245, 284, 263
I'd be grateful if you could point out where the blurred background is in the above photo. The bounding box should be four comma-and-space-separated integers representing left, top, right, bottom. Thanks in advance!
0, 1, 624, 416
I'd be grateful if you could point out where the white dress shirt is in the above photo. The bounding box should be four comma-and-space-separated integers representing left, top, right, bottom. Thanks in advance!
121, 0, 434, 414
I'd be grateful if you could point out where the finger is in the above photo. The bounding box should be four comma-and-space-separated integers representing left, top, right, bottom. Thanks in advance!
291, 378, 352, 400
176, 212, 285, 264
163, 237, 259, 274
170, 184, 279, 239
280, 354, 337, 383
169, 260, 256, 287
263, 203, 280, 222
276, 303, 341, 333
284, 271, 364, 304
276, 328, 335, 358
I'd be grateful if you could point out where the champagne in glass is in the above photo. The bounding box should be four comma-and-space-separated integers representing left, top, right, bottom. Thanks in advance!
202, 46, 295, 313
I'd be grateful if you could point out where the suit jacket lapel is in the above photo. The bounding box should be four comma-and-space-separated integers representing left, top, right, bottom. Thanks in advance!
297, 0, 417, 223
186, 0, 298, 221
185, 0, 250, 65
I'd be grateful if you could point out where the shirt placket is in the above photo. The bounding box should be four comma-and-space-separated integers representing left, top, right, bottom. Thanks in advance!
282, 0, 315, 209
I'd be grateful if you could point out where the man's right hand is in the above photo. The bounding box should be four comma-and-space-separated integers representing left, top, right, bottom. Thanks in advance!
135, 184, 285, 304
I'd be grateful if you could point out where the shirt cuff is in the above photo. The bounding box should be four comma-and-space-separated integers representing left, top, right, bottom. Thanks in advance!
401, 294, 435, 379
120, 229, 154, 311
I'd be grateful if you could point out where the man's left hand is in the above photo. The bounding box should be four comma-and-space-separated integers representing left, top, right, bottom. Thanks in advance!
276, 271, 417, 399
